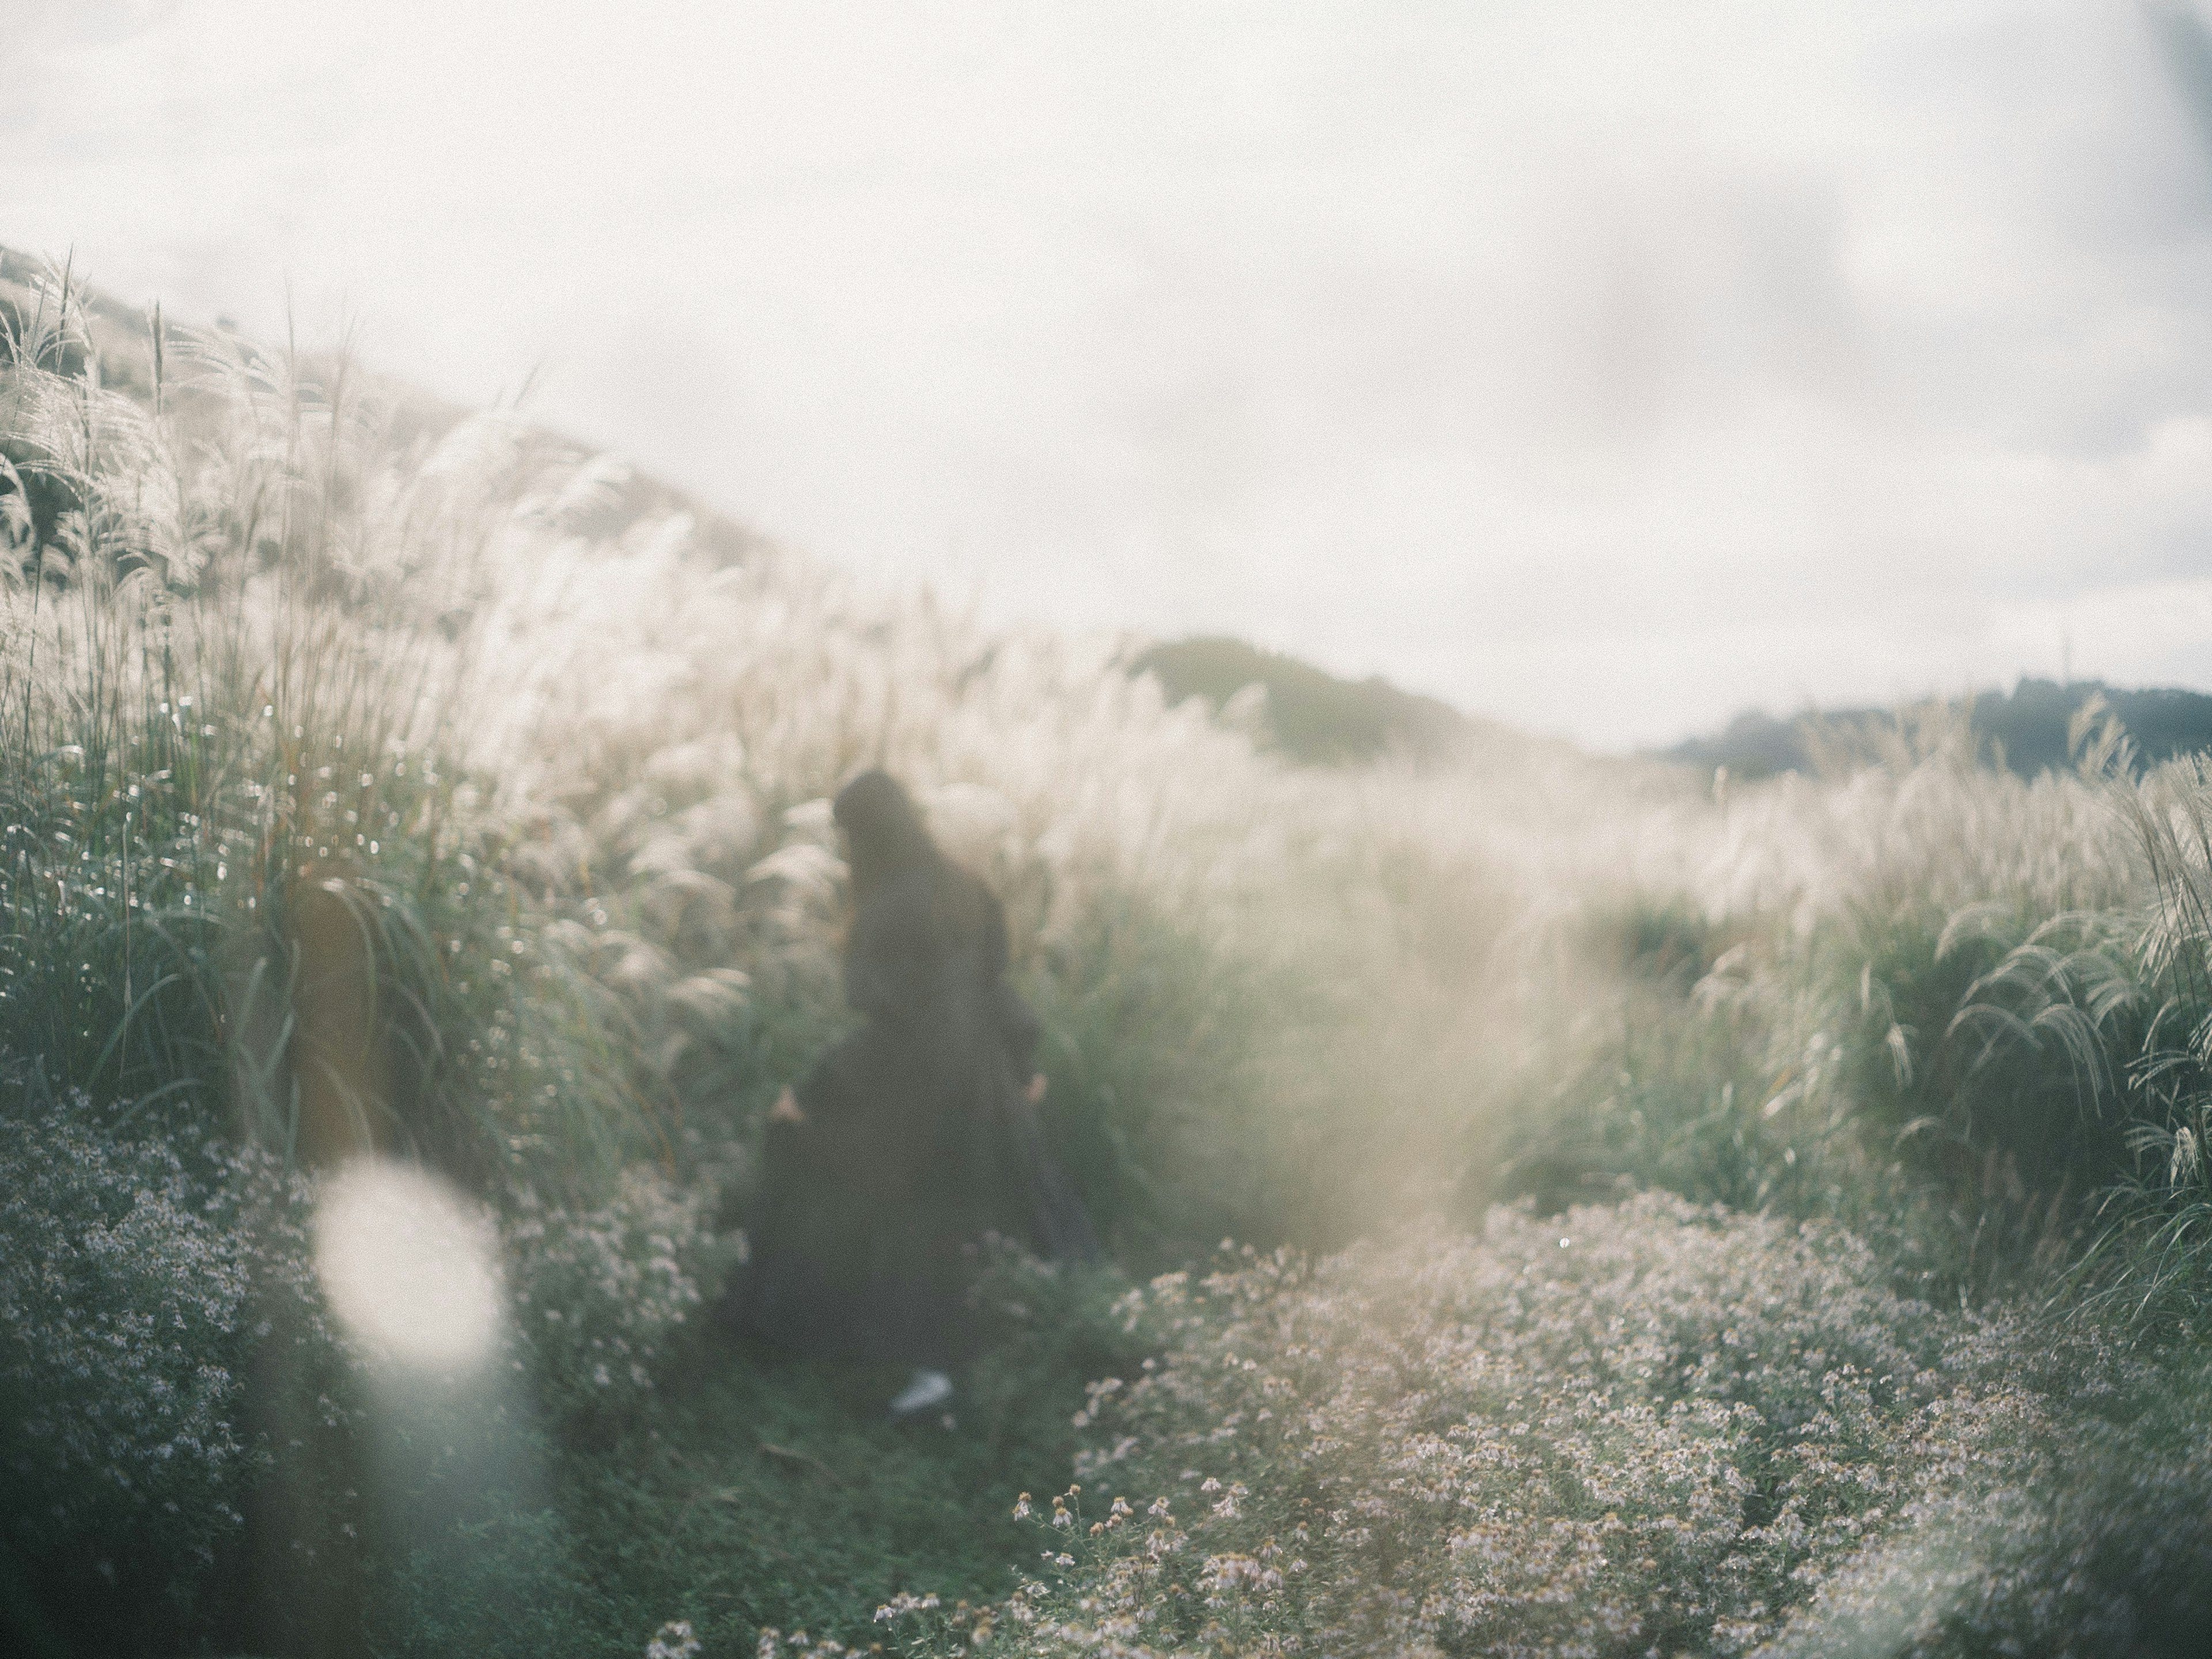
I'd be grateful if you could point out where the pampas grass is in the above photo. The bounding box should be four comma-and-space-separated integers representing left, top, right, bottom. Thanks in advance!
13, 252, 2212, 1653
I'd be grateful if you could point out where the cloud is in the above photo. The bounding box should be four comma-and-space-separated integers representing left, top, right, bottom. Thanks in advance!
9, 0, 2212, 747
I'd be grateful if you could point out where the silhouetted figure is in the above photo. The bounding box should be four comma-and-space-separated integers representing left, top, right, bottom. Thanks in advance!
721, 770, 1096, 1407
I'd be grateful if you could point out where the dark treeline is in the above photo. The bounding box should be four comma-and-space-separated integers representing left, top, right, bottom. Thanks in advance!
1667, 677, 2212, 779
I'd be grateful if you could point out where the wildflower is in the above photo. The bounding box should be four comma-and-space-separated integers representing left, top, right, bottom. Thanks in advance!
873, 1592, 940, 1622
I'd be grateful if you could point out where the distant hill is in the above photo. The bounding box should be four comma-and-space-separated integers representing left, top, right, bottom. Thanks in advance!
1130, 635, 1484, 766
1666, 678, 2212, 779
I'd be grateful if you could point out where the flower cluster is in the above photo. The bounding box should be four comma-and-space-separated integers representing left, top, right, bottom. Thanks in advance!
0, 1091, 252, 1569
0, 1080, 362, 1612
505, 1165, 718, 1429
925, 1195, 2142, 1659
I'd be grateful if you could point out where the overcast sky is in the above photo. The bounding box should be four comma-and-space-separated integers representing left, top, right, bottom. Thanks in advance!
12, 1, 2212, 748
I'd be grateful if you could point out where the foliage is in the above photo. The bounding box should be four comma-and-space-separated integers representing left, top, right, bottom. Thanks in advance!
370, 1503, 621, 1659
1767, 1346, 2212, 1657
0, 1078, 256, 1633
1503, 718, 2212, 1317
507, 1168, 725, 1441
2077, 747, 2212, 1325
862, 1199, 2210, 1659
0, 266, 632, 1194
513, 1252, 1146, 1657
1665, 676, 2212, 781
0, 1070, 370, 1653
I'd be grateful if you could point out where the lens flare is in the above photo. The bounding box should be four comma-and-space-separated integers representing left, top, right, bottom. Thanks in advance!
315, 1159, 502, 1372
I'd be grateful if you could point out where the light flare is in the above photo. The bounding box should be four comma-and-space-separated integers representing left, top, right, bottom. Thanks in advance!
315, 1158, 503, 1372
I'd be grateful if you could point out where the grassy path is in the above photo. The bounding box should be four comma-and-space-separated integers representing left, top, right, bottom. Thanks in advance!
540, 1291, 1129, 1654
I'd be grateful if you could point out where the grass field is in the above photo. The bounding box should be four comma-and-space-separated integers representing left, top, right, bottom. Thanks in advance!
6, 263, 2212, 1657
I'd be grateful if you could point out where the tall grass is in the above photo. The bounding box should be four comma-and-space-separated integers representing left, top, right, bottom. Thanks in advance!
1498, 706, 2212, 1321
24, 260, 2212, 1290
2066, 741, 2212, 1324
16, 251, 2212, 1654
0, 267, 627, 1190
448, 485, 1638, 1254
4, 253, 1598, 1247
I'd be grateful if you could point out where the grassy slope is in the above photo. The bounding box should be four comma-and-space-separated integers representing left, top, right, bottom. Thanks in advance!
562, 1318, 1120, 1648
0, 260, 1292, 1654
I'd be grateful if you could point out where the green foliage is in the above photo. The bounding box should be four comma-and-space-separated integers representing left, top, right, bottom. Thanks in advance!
1026, 893, 1321, 1264
524, 1252, 1147, 1656
371, 1505, 622, 1659
506, 1168, 726, 1442
2072, 752, 2212, 1327
0, 1079, 256, 1641
1505, 728, 2212, 1317
0, 1071, 374, 1656
0, 276, 635, 1194
1768, 1345, 2212, 1658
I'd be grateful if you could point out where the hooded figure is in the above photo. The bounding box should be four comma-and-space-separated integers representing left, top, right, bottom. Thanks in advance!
722, 770, 1097, 1389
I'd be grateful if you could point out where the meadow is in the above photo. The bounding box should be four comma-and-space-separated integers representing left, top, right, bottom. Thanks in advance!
4, 264, 2212, 1658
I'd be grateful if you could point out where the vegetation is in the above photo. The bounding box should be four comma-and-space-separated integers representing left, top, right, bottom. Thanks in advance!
6, 258, 2212, 1657
1127, 634, 1484, 767
860, 1203, 2208, 1659
1666, 676, 2212, 781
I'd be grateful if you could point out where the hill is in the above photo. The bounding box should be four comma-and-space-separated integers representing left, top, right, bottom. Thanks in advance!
1129, 634, 1488, 766
0, 245, 767, 569
1665, 677, 2212, 779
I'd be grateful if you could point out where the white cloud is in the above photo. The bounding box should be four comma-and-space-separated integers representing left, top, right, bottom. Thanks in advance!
10, 0, 2212, 747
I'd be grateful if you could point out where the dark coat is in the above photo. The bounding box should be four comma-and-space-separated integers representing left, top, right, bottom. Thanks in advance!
727, 772, 1096, 1366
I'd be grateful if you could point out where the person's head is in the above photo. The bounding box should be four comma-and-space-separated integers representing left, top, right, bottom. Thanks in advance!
833, 768, 935, 897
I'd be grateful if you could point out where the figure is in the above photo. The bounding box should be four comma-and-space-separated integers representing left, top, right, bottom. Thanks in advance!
720, 770, 1097, 1415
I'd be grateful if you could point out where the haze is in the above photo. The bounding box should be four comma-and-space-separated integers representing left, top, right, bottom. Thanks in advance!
12, 0, 2212, 749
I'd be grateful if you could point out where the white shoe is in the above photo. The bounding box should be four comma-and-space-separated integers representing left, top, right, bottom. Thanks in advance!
889, 1368, 954, 1418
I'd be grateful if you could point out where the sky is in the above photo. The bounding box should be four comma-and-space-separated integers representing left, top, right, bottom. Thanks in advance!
11, 0, 2212, 750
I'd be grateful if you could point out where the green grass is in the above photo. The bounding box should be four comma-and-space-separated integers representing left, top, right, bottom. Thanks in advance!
365, 1252, 1147, 1658
555, 1351, 1070, 1652
0, 278, 635, 1195
370, 1358, 1052, 1659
